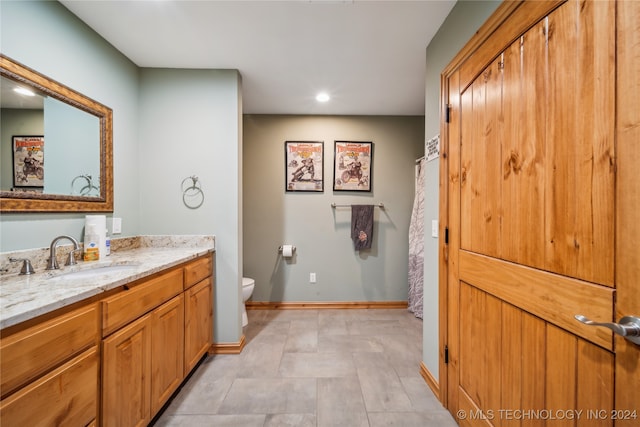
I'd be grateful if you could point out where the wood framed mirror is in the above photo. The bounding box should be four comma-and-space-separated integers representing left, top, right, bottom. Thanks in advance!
0, 54, 113, 213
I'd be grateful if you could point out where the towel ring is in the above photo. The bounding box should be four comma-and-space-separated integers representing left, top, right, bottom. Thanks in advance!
181, 175, 204, 209
71, 174, 99, 196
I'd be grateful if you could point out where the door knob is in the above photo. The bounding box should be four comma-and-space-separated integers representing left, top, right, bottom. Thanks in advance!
575, 315, 640, 345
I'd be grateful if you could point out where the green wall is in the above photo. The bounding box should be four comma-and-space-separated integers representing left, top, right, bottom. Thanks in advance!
138, 68, 243, 343
0, 0, 140, 250
0, 1, 243, 344
243, 115, 424, 303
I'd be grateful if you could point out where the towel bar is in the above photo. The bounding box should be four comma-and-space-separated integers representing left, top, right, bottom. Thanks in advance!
331, 203, 384, 209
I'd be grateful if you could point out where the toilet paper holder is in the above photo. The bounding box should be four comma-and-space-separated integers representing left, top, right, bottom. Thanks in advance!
278, 245, 296, 254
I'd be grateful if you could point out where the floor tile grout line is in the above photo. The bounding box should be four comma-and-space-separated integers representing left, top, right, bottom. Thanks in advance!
153, 308, 460, 426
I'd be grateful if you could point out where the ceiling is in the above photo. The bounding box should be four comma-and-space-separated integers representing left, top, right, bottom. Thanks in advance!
1, 76, 45, 109
59, 0, 456, 116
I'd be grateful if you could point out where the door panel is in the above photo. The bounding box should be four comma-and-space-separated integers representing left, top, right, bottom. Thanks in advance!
458, 284, 614, 427
576, 340, 614, 425
545, 325, 577, 427
459, 0, 615, 284
441, 1, 635, 426
501, 23, 546, 270
521, 313, 545, 427
459, 283, 501, 419
544, 0, 615, 285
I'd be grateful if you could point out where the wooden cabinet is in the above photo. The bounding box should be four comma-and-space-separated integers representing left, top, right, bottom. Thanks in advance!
101, 268, 183, 337
0, 346, 99, 427
150, 294, 184, 414
183, 256, 212, 289
0, 304, 99, 427
0, 303, 99, 398
102, 254, 213, 427
102, 314, 151, 427
102, 294, 185, 426
0, 252, 213, 427
184, 277, 213, 374
184, 254, 214, 374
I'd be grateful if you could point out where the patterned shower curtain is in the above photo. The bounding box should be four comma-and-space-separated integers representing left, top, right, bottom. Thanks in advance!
408, 158, 425, 319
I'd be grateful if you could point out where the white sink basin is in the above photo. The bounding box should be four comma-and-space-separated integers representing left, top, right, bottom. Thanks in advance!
48, 263, 141, 281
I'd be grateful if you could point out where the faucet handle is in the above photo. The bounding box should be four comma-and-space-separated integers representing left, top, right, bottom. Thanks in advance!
9, 257, 36, 275
66, 249, 81, 266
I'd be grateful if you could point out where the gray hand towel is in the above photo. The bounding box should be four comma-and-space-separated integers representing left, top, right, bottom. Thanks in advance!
351, 205, 374, 250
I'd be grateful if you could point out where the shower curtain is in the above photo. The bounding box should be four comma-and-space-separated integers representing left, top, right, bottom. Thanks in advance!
408, 158, 425, 319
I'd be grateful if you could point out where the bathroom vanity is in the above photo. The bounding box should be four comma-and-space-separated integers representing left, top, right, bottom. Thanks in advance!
0, 236, 214, 427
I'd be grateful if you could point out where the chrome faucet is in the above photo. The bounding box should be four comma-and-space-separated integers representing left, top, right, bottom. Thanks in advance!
46, 235, 81, 270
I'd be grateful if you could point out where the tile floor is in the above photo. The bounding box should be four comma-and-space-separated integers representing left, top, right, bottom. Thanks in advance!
153, 309, 458, 427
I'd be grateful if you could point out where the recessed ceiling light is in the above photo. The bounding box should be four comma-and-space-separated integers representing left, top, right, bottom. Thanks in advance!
14, 87, 35, 97
316, 92, 330, 103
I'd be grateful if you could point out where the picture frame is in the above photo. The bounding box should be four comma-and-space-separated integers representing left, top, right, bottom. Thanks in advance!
285, 141, 324, 192
333, 141, 373, 191
12, 135, 45, 188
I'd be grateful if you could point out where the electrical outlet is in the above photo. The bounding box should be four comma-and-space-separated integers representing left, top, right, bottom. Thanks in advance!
310, 272, 317, 283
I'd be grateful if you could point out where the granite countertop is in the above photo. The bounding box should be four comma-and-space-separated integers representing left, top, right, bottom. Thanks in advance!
0, 235, 215, 330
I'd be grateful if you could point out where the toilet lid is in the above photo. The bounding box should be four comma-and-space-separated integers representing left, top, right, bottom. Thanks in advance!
242, 277, 255, 287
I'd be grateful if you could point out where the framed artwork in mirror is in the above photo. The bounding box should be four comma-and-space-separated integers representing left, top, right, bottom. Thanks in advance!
12, 135, 44, 189
333, 141, 373, 192
285, 141, 324, 192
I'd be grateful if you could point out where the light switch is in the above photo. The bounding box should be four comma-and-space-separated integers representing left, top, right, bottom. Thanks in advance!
431, 220, 438, 238
112, 217, 122, 234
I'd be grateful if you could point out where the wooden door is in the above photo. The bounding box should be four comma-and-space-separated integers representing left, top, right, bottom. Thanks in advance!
440, 1, 639, 426
102, 315, 151, 427
150, 294, 184, 414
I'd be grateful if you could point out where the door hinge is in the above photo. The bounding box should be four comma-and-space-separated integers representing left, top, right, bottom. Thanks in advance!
444, 227, 449, 244
444, 345, 449, 364
445, 105, 451, 123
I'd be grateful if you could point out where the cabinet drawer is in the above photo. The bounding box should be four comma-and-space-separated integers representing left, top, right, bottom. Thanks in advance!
184, 255, 212, 289
102, 268, 183, 337
0, 346, 98, 427
0, 303, 98, 399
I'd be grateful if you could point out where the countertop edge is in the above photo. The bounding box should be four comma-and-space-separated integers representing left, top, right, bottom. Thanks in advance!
1, 243, 214, 330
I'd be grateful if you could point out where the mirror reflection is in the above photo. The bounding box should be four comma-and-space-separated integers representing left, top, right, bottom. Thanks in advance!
0, 55, 113, 213
1, 75, 100, 196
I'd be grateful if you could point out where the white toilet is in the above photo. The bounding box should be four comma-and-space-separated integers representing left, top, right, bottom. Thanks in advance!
242, 277, 255, 327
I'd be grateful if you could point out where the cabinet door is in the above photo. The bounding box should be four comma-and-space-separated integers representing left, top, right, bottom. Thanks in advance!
102, 315, 151, 427
0, 346, 98, 427
150, 294, 184, 414
184, 277, 212, 374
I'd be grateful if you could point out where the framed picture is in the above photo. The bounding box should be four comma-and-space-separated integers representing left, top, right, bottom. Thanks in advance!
12, 136, 45, 188
285, 141, 324, 192
333, 141, 373, 191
